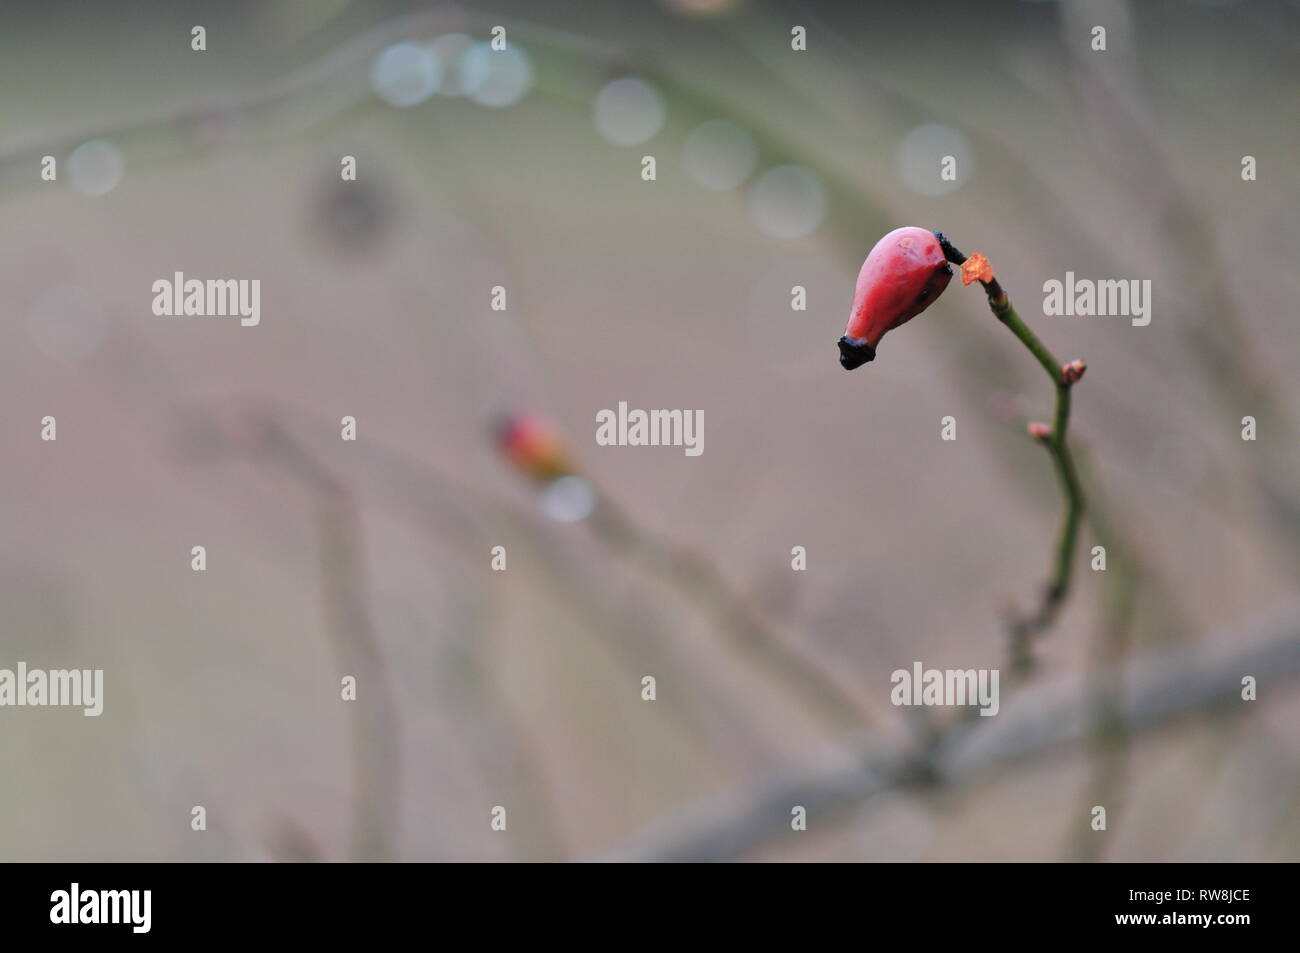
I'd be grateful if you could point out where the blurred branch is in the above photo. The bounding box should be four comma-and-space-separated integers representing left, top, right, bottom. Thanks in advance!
179, 405, 400, 862
1063, 442, 1139, 861
494, 415, 874, 736
600, 605, 1300, 862
312, 484, 401, 863
445, 590, 572, 862
1057, 0, 1300, 565
590, 499, 875, 734
345, 433, 793, 768
0, 9, 468, 194
186, 401, 796, 785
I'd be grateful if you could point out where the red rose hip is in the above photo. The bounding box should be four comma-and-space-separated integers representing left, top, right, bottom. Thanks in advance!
838, 226, 953, 369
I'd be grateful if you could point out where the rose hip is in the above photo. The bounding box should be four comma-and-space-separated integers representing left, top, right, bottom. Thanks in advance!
838, 226, 952, 369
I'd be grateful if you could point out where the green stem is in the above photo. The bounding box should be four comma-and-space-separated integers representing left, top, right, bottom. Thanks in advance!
988, 292, 1064, 386
938, 236, 1086, 674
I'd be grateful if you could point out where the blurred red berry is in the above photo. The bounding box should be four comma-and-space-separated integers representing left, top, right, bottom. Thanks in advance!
839, 226, 953, 369
495, 414, 574, 482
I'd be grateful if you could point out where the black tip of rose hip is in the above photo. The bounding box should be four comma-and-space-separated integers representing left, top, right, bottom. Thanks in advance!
838, 336, 876, 370
934, 232, 965, 266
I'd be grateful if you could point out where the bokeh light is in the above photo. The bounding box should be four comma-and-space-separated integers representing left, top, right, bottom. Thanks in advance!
541, 475, 597, 523
67, 139, 124, 196
593, 77, 666, 146
748, 165, 827, 239
369, 42, 441, 107
460, 44, 533, 108
683, 119, 758, 190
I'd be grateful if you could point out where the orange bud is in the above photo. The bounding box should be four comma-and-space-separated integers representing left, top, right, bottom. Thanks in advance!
1062, 359, 1087, 385
1027, 422, 1051, 444
960, 252, 994, 286
495, 414, 575, 482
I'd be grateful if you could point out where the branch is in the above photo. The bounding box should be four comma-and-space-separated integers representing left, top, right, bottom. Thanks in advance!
589, 500, 875, 734
936, 234, 1086, 675
598, 604, 1300, 862
179, 405, 400, 861
0, 10, 465, 172
497, 415, 876, 735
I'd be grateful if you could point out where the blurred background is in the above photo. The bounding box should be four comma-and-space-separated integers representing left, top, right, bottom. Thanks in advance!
1, 0, 1297, 862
